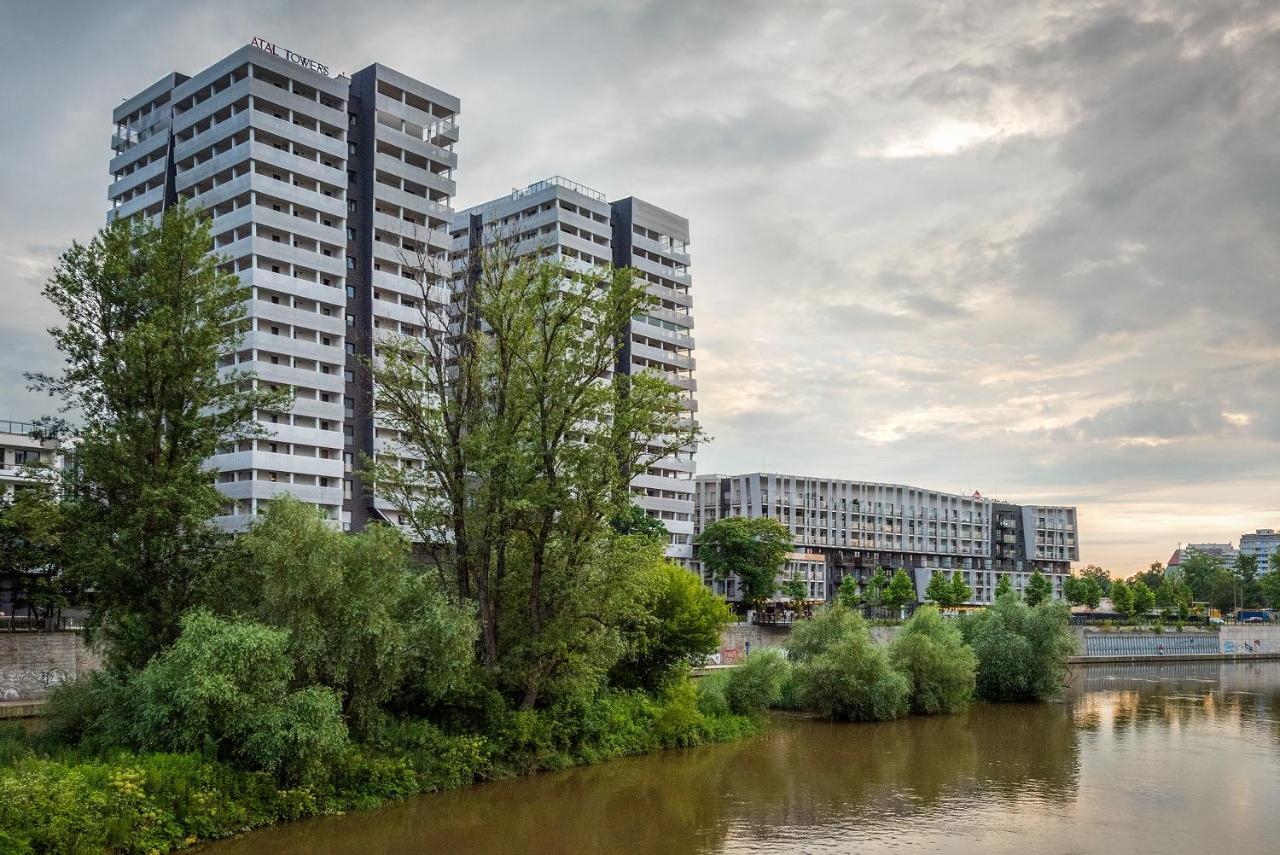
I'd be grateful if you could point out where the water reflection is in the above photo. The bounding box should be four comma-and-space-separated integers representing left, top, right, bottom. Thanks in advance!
207, 662, 1280, 854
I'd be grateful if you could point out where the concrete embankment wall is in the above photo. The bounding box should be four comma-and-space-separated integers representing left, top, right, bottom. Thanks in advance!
0, 632, 101, 702
1069, 626, 1280, 663
713, 622, 1280, 668
712, 623, 902, 665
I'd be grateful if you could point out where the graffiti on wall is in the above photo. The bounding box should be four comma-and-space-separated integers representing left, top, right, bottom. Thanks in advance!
1222, 638, 1279, 654
0, 666, 70, 701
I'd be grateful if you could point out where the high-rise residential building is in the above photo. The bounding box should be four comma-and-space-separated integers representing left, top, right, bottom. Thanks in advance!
451, 177, 697, 562
108, 40, 459, 531
694, 473, 1079, 605
1239, 530, 1280, 575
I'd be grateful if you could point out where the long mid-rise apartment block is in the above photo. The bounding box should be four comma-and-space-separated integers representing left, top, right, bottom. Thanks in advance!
695, 473, 1079, 605
451, 177, 698, 561
108, 39, 459, 530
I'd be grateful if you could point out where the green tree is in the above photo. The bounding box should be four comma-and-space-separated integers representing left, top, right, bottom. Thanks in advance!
28, 205, 284, 670
1208, 568, 1238, 615
781, 573, 808, 609
1130, 579, 1155, 619
863, 571, 887, 607
236, 499, 476, 736
949, 571, 972, 606
959, 596, 1075, 702
994, 574, 1015, 600
1261, 553, 1280, 609
1080, 565, 1112, 597
836, 574, 862, 610
1233, 554, 1263, 610
925, 571, 955, 607
1132, 561, 1164, 591
369, 245, 703, 709
1024, 570, 1052, 606
1109, 578, 1132, 618
788, 605, 864, 664
611, 562, 731, 691
1063, 575, 1101, 611
609, 503, 668, 541
883, 568, 916, 611
1155, 575, 1191, 614
696, 516, 793, 608
0, 480, 76, 629
889, 605, 977, 714
1179, 550, 1228, 603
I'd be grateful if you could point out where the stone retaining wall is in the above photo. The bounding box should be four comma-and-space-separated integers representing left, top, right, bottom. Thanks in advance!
1219, 625, 1280, 654
0, 632, 101, 701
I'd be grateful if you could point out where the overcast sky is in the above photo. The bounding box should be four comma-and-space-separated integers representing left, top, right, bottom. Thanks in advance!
2, 0, 1278, 573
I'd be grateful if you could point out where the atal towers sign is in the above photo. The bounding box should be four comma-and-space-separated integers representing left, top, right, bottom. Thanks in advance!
249, 37, 330, 77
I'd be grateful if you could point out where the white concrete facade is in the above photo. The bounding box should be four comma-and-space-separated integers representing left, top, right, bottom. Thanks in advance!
1239, 530, 1280, 575
0, 421, 63, 501
109, 43, 459, 532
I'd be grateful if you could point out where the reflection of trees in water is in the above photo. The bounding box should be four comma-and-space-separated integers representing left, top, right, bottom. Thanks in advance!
717, 706, 1078, 833
208, 739, 755, 855
1070, 662, 1280, 740
208, 711, 1079, 855
203, 662, 1280, 855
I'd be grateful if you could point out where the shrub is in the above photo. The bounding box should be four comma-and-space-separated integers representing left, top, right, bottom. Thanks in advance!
795, 635, 910, 721
131, 609, 350, 784
611, 562, 732, 691
959, 597, 1076, 702
237, 499, 478, 738
40, 671, 134, 754
788, 605, 866, 664
0, 752, 303, 854
889, 606, 977, 714
724, 650, 789, 715
789, 607, 908, 721
695, 671, 731, 718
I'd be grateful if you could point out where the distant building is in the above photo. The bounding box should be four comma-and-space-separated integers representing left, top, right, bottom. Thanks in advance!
0, 420, 63, 500
1167, 542, 1239, 573
0, 420, 67, 619
1239, 530, 1280, 576
693, 473, 1079, 605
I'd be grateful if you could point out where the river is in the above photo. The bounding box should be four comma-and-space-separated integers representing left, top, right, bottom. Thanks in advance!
206, 661, 1280, 853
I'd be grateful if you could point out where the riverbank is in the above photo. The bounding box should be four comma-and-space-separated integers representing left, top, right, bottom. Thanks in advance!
0, 687, 759, 854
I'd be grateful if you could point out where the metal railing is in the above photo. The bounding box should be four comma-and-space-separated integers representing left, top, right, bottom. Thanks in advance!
0, 615, 86, 632
0, 420, 37, 437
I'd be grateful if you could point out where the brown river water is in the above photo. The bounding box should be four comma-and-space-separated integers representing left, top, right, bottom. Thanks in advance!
205, 661, 1280, 854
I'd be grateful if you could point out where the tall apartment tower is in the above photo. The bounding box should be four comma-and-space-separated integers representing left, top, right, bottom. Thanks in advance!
107, 40, 459, 530
452, 177, 698, 562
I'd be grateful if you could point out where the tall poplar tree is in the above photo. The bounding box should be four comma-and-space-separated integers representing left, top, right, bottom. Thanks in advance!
370, 240, 703, 708
29, 205, 284, 670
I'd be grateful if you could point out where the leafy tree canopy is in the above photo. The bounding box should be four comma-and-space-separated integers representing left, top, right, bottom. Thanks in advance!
696, 516, 793, 607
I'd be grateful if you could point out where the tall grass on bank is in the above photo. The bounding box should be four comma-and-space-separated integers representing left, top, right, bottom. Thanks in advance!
0, 685, 757, 855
